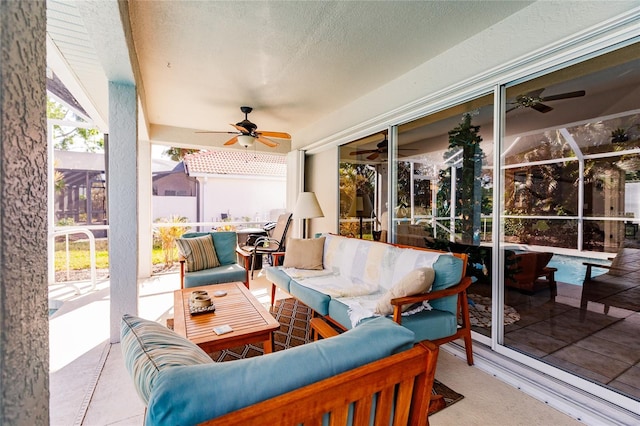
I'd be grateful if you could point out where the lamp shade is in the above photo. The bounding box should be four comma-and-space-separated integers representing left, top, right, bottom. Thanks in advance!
292, 192, 324, 219
237, 134, 255, 147
348, 190, 374, 218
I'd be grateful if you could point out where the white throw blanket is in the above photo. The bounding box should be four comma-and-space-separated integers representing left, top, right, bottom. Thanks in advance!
282, 268, 378, 298
285, 250, 444, 327
338, 294, 433, 327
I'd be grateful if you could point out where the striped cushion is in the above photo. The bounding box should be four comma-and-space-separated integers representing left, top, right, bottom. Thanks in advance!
176, 235, 220, 272
120, 314, 213, 404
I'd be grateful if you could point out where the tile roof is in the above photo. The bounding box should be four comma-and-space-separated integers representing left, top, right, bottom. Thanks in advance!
183, 150, 286, 177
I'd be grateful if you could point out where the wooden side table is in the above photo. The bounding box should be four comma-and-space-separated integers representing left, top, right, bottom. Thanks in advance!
173, 282, 280, 353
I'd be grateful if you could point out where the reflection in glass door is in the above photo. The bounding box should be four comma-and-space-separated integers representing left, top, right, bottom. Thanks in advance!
393, 96, 495, 338
500, 43, 640, 402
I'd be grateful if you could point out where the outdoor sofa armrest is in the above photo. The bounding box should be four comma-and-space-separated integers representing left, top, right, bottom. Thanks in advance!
309, 317, 341, 340
390, 276, 473, 325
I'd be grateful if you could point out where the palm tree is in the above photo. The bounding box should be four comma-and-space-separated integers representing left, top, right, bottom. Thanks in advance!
153, 215, 190, 268
164, 147, 200, 161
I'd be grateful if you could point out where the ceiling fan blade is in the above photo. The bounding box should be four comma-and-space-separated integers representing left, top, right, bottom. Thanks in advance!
349, 149, 379, 156
366, 152, 380, 160
540, 90, 586, 102
258, 131, 291, 139
223, 136, 238, 146
195, 130, 240, 134
231, 124, 250, 133
256, 136, 279, 148
531, 103, 553, 113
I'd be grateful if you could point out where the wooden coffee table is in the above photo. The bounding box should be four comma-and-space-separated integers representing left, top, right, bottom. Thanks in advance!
173, 282, 280, 353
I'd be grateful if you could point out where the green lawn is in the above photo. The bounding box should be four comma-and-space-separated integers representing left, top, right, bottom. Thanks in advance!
53, 239, 173, 270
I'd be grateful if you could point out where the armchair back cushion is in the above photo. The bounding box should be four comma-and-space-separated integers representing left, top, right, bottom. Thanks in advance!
175, 235, 220, 272
181, 231, 237, 265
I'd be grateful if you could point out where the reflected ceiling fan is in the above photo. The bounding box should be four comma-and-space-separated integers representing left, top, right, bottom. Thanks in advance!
349, 133, 417, 160
507, 88, 586, 113
196, 106, 291, 148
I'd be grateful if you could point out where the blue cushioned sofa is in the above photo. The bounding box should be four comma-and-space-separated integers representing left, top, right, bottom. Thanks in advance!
121, 314, 438, 425
266, 234, 474, 365
179, 231, 248, 289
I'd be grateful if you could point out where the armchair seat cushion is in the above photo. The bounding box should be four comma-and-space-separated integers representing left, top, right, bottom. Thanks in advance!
184, 263, 246, 288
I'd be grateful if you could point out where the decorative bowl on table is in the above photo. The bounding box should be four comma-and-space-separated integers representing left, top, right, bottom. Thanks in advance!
189, 291, 216, 315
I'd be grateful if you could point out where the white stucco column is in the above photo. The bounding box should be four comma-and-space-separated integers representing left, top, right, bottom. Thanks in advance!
108, 82, 138, 343
0, 1, 49, 423
138, 139, 153, 278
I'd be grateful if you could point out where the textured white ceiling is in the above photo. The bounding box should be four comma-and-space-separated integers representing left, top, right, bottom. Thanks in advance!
47, 0, 533, 150
129, 1, 530, 136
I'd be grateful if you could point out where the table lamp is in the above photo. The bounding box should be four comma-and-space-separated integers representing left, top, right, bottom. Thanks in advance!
348, 190, 374, 239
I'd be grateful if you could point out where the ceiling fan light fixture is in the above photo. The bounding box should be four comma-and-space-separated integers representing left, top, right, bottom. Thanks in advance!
237, 134, 255, 147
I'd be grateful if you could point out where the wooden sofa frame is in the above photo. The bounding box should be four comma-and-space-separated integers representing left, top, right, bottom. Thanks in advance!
200, 340, 439, 426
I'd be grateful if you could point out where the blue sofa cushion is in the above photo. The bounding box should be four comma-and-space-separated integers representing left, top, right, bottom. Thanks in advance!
120, 314, 213, 405
429, 254, 463, 312
146, 317, 414, 426
289, 279, 331, 316
397, 309, 458, 341
265, 266, 292, 293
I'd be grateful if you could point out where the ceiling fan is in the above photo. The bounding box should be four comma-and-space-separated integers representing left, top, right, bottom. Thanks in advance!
196, 106, 291, 148
507, 88, 586, 113
349, 134, 417, 160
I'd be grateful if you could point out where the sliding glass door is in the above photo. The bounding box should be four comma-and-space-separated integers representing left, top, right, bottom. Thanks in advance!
336, 40, 640, 409
393, 96, 495, 338
500, 43, 640, 402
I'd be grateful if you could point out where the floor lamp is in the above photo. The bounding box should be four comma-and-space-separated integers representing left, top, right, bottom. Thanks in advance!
292, 192, 324, 238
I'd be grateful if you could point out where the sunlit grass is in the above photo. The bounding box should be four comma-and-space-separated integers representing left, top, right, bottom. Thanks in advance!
53, 239, 173, 270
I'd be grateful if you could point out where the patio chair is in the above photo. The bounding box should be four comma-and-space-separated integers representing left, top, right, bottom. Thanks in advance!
505, 251, 557, 294
242, 213, 292, 278
580, 247, 640, 320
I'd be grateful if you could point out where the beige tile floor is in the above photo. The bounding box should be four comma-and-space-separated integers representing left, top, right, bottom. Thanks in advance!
486, 274, 640, 400
49, 270, 581, 426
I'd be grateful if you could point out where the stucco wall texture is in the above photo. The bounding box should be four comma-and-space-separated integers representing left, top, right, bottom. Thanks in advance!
0, 1, 49, 424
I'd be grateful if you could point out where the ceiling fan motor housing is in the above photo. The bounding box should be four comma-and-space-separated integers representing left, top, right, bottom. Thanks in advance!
236, 119, 257, 134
